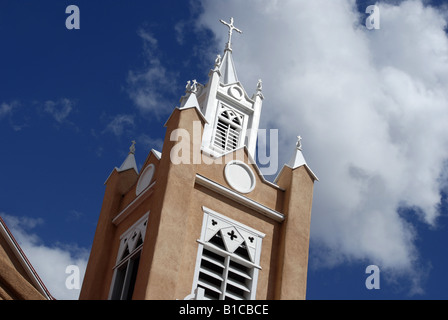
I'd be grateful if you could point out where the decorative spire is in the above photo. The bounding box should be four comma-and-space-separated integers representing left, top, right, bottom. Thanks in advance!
287, 136, 307, 169
219, 17, 242, 51
118, 140, 138, 174
214, 18, 242, 85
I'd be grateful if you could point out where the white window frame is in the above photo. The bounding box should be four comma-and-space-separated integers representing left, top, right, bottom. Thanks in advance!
108, 212, 149, 300
189, 206, 265, 300
212, 104, 245, 153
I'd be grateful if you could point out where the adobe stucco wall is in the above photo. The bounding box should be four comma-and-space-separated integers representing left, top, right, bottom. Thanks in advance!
80, 107, 315, 300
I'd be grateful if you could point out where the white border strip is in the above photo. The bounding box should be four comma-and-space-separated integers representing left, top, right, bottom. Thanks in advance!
195, 174, 284, 222
202, 206, 266, 238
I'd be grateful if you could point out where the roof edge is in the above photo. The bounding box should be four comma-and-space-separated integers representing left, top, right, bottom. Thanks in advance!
0, 217, 54, 300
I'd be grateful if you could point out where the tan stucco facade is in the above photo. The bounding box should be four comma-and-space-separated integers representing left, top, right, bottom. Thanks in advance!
80, 105, 316, 300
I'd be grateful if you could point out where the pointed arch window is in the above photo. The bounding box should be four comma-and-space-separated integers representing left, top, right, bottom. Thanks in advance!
213, 106, 244, 152
188, 207, 264, 300
109, 213, 148, 300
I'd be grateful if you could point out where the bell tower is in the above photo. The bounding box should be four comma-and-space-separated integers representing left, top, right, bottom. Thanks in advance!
80, 18, 317, 300
197, 17, 263, 159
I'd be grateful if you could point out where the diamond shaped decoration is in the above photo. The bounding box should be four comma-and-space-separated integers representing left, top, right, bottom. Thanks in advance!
238, 229, 257, 262
205, 216, 230, 242
220, 226, 244, 253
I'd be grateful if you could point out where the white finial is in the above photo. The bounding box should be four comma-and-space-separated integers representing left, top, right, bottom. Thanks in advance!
296, 136, 302, 150
219, 17, 242, 51
191, 79, 198, 93
185, 79, 198, 94
254, 79, 264, 99
256, 79, 263, 92
214, 54, 222, 69
129, 140, 136, 154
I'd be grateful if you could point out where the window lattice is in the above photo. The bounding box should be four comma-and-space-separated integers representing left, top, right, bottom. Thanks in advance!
197, 234, 255, 300
110, 214, 148, 300
213, 108, 243, 152
190, 208, 264, 301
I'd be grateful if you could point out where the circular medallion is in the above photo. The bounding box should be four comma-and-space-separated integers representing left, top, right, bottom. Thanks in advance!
228, 86, 243, 100
224, 160, 256, 194
136, 164, 155, 195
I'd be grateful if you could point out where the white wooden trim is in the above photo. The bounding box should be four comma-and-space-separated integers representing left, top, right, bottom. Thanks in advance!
202, 206, 266, 238
118, 212, 150, 241
195, 174, 284, 222
199, 145, 285, 192
108, 212, 149, 300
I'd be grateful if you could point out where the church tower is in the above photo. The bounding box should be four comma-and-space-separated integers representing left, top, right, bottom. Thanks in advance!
80, 18, 317, 300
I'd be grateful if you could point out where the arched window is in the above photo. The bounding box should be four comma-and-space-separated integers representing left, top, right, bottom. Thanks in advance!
110, 213, 148, 300
213, 107, 243, 152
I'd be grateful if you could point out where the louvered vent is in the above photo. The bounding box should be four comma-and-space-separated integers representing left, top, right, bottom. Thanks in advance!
213, 107, 242, 152
197, 237, 254, 300
197, 249, 253, 300
190, 209, 264, 301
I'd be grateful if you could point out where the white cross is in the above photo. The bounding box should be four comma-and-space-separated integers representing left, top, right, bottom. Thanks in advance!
296, 136, 302, 150
129, 140, 136, 154
219, 17, 242, 50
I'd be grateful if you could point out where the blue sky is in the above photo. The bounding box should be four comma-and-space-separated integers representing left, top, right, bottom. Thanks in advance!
1, 0, 448, 300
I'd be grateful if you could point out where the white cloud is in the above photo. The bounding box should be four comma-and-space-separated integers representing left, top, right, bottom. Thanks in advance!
103, 114, 135, 137
0, 100, 23, 131
2, 214, 89, 300
138, 133, 164, 152
174, 20, 187, 45
44, 98, 74, 123
126, 29, 179, 117
0, 101, 16, 118
197, 0, 448, 293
